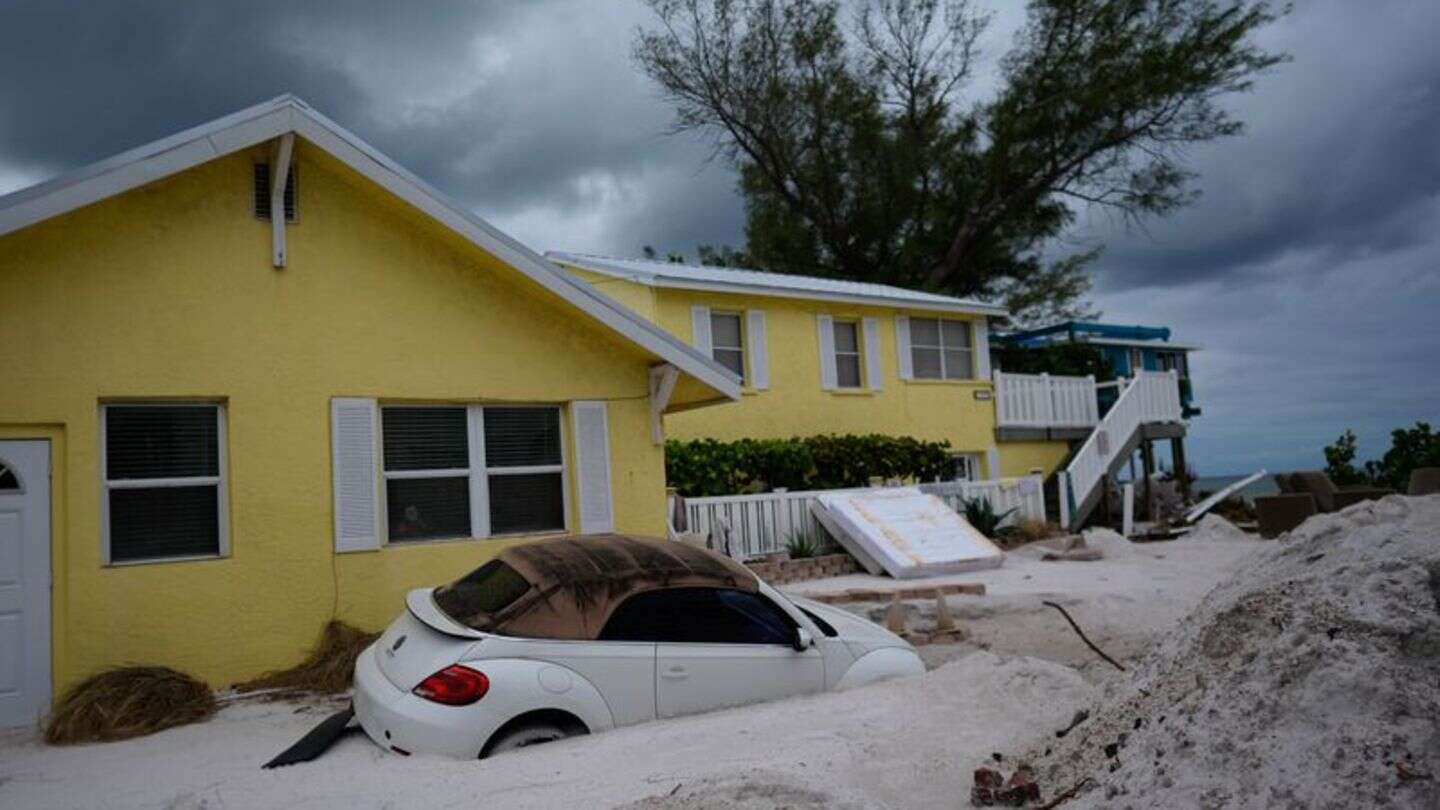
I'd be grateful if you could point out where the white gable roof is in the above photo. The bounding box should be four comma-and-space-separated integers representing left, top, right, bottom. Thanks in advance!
0, 95, 739, 404
548, 251, 1007, 316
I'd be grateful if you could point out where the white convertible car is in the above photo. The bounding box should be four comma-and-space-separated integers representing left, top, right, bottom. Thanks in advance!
349, 535, 924, 759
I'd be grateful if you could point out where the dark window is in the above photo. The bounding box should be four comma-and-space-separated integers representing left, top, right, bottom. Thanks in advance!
0, 464, 18, 491
383, 408, 468, 471
379, 405, 567, 541
600, 588, 796, 644
488, 472, 565, 535
799, 607, 838, 637
709, 312, 745, 381
484, 408, 562, 467
832, 321, 862, 388
253, 163, 297, 221
104, 404, 224, 562
433, 560, 532, 628
386, 476, 471, 541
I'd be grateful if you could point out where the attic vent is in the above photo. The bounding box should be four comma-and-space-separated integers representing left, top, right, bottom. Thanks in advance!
253, 163, 297, 222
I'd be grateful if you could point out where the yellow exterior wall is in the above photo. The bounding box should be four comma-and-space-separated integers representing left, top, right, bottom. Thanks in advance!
0, 145, 674, 693
998, 440, 1072, 478
557, 276, 999, 466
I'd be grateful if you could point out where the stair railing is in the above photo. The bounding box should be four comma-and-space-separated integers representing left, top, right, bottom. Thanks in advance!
1060, 370, 1182, 528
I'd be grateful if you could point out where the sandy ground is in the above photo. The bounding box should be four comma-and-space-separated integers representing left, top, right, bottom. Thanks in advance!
0, 530, 1261, 809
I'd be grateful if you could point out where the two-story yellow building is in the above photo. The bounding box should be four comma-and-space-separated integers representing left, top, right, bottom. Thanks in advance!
549, 252, 1015, 481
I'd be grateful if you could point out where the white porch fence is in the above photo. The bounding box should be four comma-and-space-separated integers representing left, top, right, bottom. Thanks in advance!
1060, 370, 1182, 528
994, 371, 1099, 428
680, 476, 1047, 560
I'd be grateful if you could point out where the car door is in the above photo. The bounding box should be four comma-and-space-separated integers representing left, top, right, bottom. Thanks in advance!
601, 587, 825, 719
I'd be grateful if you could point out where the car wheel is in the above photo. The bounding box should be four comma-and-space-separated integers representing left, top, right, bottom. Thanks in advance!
484, 720, 580, 756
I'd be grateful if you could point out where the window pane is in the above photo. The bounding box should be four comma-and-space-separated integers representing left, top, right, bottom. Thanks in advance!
710, 312, 743, 349
832, 321, 858, 352
599, 588, 793, 644
714, 348, 745, 379
0, 465, 17, 491
382, 408, 468, 471
433, 560, 532, 627
485, 408, 562, 468
835, 354, 862, 388
386, 476, 471, 541
106, 405, 218, 480
941, 320, 971, 349
909, 318, 940, 347
489, 472, 565, 534
109, 485, 219, 561
912, 347, 942, 378
943, 349, 973, 379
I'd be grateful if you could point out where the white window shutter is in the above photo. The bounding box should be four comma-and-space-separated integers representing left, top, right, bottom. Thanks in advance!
690, 305, 712, 356
974, 319, 992, 379
746, 309, 769, 390
862, 317, 882, 391
331, 397, 380, 552
816, 314, 837, 390
895, 316, 913, 380
572, 401, 614, 535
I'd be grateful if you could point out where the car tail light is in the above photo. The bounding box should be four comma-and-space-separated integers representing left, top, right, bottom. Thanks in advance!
413, 665, 489, 705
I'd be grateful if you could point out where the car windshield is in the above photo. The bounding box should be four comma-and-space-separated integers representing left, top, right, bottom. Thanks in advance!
432, 560, 532, 629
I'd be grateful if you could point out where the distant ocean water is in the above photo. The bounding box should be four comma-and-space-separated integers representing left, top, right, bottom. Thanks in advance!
1193, 474, 1280, 502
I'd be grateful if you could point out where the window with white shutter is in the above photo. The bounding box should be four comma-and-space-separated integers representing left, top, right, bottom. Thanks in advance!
709, 311, 746, 382
375, 404, 568, 542
908, 317, 975, 380
572, 401, 614, 534
102, 403, 228, 563
831, 320, 863, 389
746, 310, 769, 390
332, 398, 381, 552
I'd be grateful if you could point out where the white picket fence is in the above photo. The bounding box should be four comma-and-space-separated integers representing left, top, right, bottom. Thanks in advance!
994, 371, 1099, 428
1060, 370, 1182, 528
680, 476, 1047, 560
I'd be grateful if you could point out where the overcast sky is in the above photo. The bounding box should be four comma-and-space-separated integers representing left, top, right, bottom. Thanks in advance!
3, 0, 1436, 476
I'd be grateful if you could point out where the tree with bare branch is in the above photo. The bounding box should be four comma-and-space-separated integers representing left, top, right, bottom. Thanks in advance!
634, 0, 1286, 322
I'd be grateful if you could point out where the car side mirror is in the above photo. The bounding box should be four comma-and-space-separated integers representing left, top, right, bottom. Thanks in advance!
792, 626, 814, 652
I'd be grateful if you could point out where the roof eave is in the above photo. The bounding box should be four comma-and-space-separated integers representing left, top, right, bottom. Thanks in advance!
0, 96, 741, 404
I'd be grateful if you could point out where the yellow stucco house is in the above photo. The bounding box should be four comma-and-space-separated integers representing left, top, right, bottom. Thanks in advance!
549, 252, 1042, 481
0, 96, 740, 727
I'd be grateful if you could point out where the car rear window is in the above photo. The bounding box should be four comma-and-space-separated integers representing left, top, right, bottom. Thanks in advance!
432, 560, 532, 629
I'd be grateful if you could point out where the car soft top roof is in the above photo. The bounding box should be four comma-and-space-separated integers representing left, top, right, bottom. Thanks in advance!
475, 534, 758, 640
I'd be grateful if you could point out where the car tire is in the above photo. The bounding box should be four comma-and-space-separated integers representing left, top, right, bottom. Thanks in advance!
484, 720, 581, 756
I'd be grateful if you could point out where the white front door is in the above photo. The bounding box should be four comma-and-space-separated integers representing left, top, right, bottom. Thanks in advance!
0, 441, 51, 729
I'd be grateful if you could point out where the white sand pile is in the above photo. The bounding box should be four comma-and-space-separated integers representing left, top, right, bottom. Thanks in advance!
1079, 527, 1140, 557
1024, 495, 1440, 808
1187, 513, 1252, 543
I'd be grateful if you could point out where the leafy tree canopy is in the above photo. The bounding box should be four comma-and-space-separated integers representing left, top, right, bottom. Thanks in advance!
635, 0, 1286, 324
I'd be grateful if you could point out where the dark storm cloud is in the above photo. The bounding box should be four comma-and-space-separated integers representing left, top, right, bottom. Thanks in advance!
0, 0, 741, 253
2, 0, 1436, 473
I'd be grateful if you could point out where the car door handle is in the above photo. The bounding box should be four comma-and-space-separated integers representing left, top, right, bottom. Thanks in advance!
660, 666, 688, 680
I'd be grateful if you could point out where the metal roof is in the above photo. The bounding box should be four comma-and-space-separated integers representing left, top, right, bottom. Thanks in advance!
547, 251, 1008, 316
0, 95, 741, 404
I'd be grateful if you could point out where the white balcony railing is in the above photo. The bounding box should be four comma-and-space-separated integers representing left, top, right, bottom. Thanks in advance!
994, 371, 1100, 429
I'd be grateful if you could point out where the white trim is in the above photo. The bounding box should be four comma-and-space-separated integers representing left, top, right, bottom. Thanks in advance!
1075, 336, 1202, 351
100, 402, 229, 565
467, 406, 489, 538
973, 319, 992, 379
549, 252, 1009, 317
816, 314, 837, 390
486, 464, 565, 476
895, 316, 913, 380
571, 400, 615, 535
382, 468, 469, 481
745, 309, 769, 390
986, 447, 1002, 482
331, 397, 381, 553
0, 95, 740, 405
269, 133, 294, 267
648, 363, 680, 445
690, 305, 713, 356
862, 317, 882, 391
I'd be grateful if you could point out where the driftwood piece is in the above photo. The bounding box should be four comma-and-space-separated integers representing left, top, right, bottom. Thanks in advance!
1042, 601, 1126, 673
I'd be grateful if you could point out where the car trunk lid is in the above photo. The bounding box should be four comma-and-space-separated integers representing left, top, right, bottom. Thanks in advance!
374, 588, 484, 691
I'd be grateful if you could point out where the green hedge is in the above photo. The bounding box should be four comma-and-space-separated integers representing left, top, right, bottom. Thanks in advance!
665, 434, 954, 497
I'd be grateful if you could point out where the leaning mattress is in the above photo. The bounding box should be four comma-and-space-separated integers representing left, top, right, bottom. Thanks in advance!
811, 487, 1004, 579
